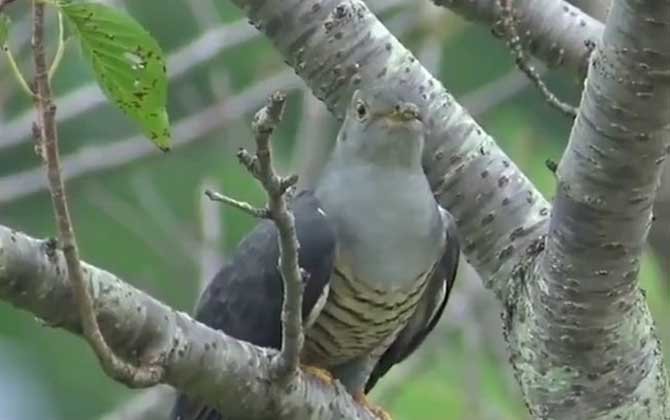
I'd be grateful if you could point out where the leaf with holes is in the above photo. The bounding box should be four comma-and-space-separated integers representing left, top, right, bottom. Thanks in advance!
0, 13, 9, 46
59, 2, 171, 151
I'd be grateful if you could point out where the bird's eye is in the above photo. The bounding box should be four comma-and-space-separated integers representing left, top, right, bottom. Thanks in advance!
355, 101, 367, 120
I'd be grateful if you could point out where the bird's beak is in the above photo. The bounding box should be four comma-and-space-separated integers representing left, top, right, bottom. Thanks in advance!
387, 103, 422, 123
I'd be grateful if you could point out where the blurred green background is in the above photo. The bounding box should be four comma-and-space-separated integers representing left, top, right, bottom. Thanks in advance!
0, 1, 667, 419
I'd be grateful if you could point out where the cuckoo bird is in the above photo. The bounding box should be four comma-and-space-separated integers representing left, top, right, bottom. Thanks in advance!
172, 87, 460, 420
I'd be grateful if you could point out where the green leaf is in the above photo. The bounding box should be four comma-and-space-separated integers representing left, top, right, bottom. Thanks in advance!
0, 14, 10, 46
58, 2, 171, 151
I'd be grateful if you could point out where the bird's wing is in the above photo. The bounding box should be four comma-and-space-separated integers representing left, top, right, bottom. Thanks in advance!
364, 208, 460, 393
172, 190, 337, 420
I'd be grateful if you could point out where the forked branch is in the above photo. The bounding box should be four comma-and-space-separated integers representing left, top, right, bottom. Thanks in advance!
206, 92, 303, 381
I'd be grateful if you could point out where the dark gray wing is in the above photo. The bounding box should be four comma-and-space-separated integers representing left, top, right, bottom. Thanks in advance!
365, 209, 460, 393
172, 190, 337, 420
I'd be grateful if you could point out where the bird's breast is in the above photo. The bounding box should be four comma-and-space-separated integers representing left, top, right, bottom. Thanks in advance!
302, 264, 432, 366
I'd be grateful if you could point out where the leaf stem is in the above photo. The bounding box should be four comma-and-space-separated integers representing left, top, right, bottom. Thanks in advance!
48, 10, 65, 82
3, 43, 34, 97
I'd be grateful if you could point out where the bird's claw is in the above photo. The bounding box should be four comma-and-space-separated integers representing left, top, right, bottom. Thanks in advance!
354, 391, 392, 420
301, 363, 335, 385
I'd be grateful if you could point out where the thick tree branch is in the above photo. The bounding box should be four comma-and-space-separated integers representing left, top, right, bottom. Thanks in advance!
433, 0, 603, 79
508, 0, 670, 417
0, 225, 375, 420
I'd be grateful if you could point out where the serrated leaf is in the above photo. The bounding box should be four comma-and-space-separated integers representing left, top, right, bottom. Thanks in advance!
59, 2, 171, 151
0, 14, 10, 46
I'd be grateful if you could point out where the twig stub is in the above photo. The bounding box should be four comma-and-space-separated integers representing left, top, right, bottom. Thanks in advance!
496, 0, 577, 118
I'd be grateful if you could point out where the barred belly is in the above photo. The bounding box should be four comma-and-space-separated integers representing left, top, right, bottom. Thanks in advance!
303, 267, 430, 366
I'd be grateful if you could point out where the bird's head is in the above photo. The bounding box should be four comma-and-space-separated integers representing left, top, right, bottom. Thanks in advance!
334, 87, 425, 169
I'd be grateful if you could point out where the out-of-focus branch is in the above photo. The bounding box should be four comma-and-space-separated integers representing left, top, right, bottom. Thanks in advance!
0, 0, 17, 13
0, 0, 407, 151
0, 70, 302, 205
649, 165, 670, 278
198, 178, 224, 290
290, 90, 334, 189
1, 18, 259, 150
98, 386, 175, 420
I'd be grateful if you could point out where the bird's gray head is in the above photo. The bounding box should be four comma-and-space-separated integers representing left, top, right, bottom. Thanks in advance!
332, 87, 425, 169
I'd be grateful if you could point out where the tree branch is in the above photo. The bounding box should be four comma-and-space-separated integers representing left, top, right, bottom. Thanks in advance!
0, 0, 17, 13
207, 92, 304, 380
0, 225, 376, 420
510, 0, 670, 417
432, 0, 603, 79
496, 0, 577, 117
31, 0, 163, 387
222, 0, 670, 417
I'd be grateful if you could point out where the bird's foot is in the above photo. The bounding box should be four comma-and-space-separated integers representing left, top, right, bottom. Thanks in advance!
301, 364, 335, 385
354, 391, 392, 420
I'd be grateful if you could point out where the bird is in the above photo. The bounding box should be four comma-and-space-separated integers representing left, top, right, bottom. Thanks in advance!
172, 86, 460, 420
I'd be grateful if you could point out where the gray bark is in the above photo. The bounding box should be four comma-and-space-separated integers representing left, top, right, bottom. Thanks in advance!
0, 226, 375, 420
436, 0, 670, 289
433, 0, 603, 78
0, 0, 668, 418
522, 0, 670, 416
230, 0, 670, 417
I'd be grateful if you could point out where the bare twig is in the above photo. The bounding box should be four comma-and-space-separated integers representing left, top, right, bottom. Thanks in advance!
207, 92, 303, 381
205, 189, 269, 218
496, 0, 577, 118
30, 0, 162, 387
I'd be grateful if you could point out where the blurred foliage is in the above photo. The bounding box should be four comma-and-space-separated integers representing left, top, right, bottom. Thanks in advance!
0, 2, 667, 420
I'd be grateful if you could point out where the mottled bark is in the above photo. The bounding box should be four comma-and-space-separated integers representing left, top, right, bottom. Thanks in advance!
511, 0, 670, 417
0, 226, 375, 420
226, 0, 670, 418
433, 0, 603, 78
0, 0, 668, 418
